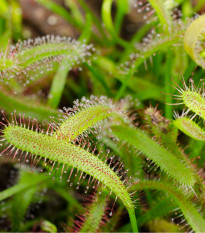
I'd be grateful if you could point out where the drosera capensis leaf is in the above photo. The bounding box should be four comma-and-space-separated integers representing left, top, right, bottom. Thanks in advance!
0, 35, 94, 83
171, 77, 205, 121
2, 125, 132, 209
129, 180, 205, 233
174, 117, 205, 141
77, 189, 108, 233
54, 96, 130, 142
182, 90, 205, 121
121, 19, 188, 74
56, 105, 111, 141
111, 124, 195, 186
16, 37, 91, 68
0, 115, 138, 232
143, 106, 204, 186
184, 14, 205, 68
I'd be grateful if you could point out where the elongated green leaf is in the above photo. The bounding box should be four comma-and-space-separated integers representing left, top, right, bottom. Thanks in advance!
130, 181, 205, 232
79, 189, 107, 232
2, 124, 138, 232
111, 124, 195, 185
174, 117, 205, 141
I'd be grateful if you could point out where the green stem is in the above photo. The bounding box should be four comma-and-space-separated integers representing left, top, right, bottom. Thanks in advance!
128, 208, 138, 233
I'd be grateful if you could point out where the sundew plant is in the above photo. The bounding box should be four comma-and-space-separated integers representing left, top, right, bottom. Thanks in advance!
0, 0, 205, 232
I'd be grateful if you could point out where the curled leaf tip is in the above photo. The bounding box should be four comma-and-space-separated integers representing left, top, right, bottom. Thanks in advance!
184, 15, 205, 68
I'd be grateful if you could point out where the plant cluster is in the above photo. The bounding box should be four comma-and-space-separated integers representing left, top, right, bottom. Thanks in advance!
0, 0, 205, 232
